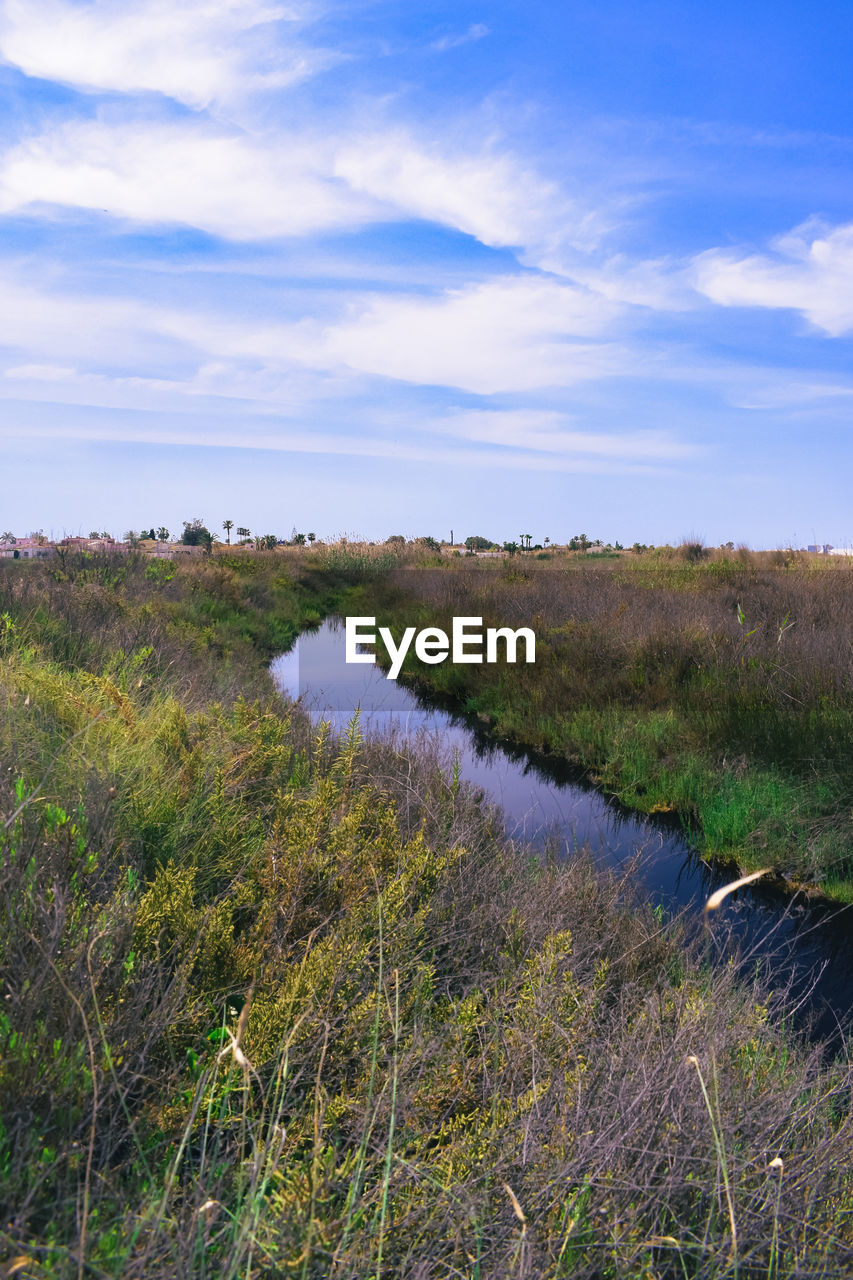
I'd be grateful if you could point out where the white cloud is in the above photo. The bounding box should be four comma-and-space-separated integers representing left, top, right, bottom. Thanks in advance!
0, 119, 389, 239
0, 0, 328, 108
0, 3, 604, 265
566, 254, 696, 311
335, 131, 604, 259
694, 220, 853, 335
0, 0, 614, 274
315, 277, 626, 392
722, 376, 853, 411
431, 23, 490, 52
0, 271, 167, 362
15, 259, 836, 419
0, 269, 690, 470
0, 269, 624, 394
4, 362, 75, 381
431, 409, 697, 458
0, 357, 357, 422
0, 274, 336, 426
0, 407, 680, 474
0, 266, 636, 396
0, 112, 607, 268
0, 266, 295, 374
0, 3, 613, 270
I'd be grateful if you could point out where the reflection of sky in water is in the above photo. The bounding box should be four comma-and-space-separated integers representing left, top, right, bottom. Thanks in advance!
271, 622, 689, 890
271, 620, 853, 1040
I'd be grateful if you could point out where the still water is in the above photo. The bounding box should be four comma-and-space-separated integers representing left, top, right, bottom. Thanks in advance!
272, 619, 852, 1041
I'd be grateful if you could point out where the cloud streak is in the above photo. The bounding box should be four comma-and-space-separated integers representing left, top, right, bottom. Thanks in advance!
0, 112, 605, 270
694, 220, 853, 336
430, 23, 490, 53
430, 409, 698, 459
0, 263, 631, 394
0, 0, 329, 108
315, 277, 627, 393
0, 407, 684, 475
0, 119, 388, 239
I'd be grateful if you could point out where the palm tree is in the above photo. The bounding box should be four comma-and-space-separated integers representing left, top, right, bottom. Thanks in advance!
236, 526, 250, 543
223, 519, 234, 545
307, 532, 316, 544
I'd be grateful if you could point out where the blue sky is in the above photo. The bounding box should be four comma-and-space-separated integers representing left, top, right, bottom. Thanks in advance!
1, 0, 852, 547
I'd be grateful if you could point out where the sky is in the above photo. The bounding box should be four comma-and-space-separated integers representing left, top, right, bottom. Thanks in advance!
1, 0, 852, 548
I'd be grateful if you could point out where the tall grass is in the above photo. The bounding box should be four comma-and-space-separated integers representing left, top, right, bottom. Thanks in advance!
357, 563, 853, 896
1, 555, 852, 1277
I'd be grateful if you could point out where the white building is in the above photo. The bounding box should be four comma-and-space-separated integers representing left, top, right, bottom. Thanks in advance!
0, 536, 55, 560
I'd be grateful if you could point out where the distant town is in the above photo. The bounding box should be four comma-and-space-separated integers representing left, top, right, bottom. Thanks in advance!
1, 521, 852, 561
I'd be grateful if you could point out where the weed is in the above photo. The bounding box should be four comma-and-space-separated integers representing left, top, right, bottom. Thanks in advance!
1, 554, 851, 1277
359, 564, 853, 896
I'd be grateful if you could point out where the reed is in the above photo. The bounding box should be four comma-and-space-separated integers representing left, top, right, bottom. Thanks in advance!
1, 554, 852, 1277
357, 562, 853, 897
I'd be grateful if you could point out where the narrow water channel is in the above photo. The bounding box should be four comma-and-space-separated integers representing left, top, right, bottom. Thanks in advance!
272, 618, 852, 1043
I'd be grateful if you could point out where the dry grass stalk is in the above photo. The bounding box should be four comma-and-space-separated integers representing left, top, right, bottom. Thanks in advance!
704, 869, 771, 913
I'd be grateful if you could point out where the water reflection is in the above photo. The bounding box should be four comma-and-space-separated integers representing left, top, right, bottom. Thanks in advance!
271, 619, 852, 1042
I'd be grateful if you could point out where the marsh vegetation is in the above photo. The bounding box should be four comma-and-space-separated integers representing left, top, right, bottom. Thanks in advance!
1, 550, 851, 1278
358, 555, 853, 901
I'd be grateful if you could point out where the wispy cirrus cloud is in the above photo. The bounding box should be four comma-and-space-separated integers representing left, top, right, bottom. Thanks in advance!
0, 111, 607, 265
0, 407, 681, 474
0, 0, 628, 295
428, 409, 698, 459
314, 276, 627, 393
0, 376, 691, 475
0, 264, 689, 476
564, 254, 696, 311
693, 219, 853, 336
0, 118, 388, 239
12, 247, 852, 421
0, 269, 180, 365
430, 23, 490, 53
0, 0, 332, 107
0, 265, 626, 393
334, 131, 605, 259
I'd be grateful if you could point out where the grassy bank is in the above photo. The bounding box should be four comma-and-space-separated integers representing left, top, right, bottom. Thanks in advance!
353, 559, 853, 900
1, 553, 852, 1278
